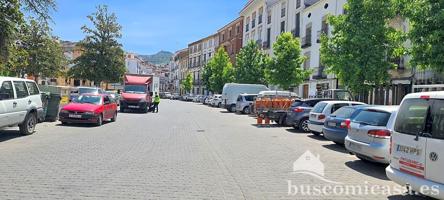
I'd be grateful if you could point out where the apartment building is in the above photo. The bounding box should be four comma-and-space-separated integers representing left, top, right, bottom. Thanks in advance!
240, 0, 267, 49
188, 39, 204, 95
171, 48, 189, 94
217, 17, 244, 64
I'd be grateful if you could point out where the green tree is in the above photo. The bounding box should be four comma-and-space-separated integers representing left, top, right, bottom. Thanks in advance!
181, 73, 193, 94
266, 32, 309, 90
0, 0, 55, 65
205, 47, 234, 93
320, 0, 405, 95
70, 5, 126, 87
395, 0, 444, 72
235, 40, 269, 84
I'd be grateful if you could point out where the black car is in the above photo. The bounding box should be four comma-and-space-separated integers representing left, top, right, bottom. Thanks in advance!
286, 98, 334, 132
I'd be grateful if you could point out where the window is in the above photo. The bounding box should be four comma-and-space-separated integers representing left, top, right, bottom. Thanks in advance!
394, 99, 429, 136
353, 110, 391, 126
332, 107, 356, 118
431, 100, 444, 139
280, 21, 286, 33
312, 102, 328, 113
245, 95, 256, 101
13, 81, 29, 98
252, 12, 256, 28
0, 81, 14, 100
294, 13, 301, 37
304, 52, 310, 70
267, 10, 272, 24
258, 7, 263, 24
281, 2, 286, 17
296, 0, 301, 8
331, 103, 349, 113
258, 27, 262, 41
236, 25, 240, 34
26, 82, 40, 95
246, 17, 250, 32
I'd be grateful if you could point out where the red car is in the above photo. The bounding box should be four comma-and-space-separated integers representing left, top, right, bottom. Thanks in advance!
59, 94, 118, 126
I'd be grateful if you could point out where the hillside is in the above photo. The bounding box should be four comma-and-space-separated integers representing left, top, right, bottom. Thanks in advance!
139, 51, 173, 65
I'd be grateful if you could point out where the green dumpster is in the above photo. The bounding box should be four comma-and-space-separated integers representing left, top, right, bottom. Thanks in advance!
40, 92, 50, 122
45, 93, 62, 122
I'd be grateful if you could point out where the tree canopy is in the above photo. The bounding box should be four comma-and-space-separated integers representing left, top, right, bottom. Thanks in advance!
70, 5, 126, 86
204, 47, 234, 93
320, 0, 405, 94
235, 40, 269, 85
266, 32, 309, 90
181, 73, 193, 94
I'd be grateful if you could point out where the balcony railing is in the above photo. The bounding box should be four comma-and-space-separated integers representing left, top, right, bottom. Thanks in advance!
291, 29, 300, 38
316, 27, 329, 43
301, 36, 312, 48
193, 80, 201, 85
312, 66, 327, 80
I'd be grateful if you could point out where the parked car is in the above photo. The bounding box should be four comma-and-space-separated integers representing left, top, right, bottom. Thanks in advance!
222, 83, 269, 112
308, 101, 366, 135
59, 94, 118, 126
211, 94, 223, 107
0, 77, 43, 135
171, 93, 180, 100
386, 92, 444, 199
181, 94, 194, 101
345, 106, 398, 164
105, 90, 120, 106
204, 96, 212, 105
235, 94, 257, 114
163, 92, 172, 99
323, 105, 369, 144
285, 99, 335, 132
69, 87, 104, 102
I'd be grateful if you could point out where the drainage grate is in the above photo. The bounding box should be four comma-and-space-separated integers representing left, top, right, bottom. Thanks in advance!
196, 129, 205, 133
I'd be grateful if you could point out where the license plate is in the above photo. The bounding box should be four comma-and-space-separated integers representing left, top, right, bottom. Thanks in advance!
349, 142, 362, 151
68, 114, 82, 118
128, 105, 139, 108
396, 145, 421, 156
328, 122, 337, 127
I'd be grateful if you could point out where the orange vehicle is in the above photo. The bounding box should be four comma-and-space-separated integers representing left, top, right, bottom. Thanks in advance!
255, 91, 299, 125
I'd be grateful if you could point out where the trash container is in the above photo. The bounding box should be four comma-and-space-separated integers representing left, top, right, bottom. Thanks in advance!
45, 93, 62, 122
40, 92, 50, 122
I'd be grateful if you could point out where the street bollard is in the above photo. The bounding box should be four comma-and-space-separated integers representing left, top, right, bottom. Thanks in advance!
264, 118, 270, 125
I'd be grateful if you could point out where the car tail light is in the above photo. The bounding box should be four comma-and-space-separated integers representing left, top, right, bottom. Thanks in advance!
340, 119, 351, 129
420, 95, 430, 100
293, 107, 304, 112
368, 129, 391, 139
318, 114, 326, 120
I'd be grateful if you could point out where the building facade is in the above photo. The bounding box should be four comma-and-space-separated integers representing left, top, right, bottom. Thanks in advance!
217, 17, 243, 65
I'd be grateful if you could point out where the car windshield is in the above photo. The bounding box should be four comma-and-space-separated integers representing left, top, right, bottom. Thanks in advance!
79, 88, 98, 94
312, 102, 328, 113
353, 110, 391, 126
73, 95, 102, 105
394, 98, 428, 135
124, 85, 146, 94
244, 95, 256, 101
332, 107, 355, 118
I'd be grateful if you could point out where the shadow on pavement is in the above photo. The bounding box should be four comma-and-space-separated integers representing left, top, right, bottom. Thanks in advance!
0, 130, 25, 142
251, 124, 286, 129
55, 121, 111, 128
307, 134, 329, 141
387, 194, 433, 200
345, 160, 389, 181
219, 111, 231, 113
322, 143, 348, 154
285, 128, 308, 134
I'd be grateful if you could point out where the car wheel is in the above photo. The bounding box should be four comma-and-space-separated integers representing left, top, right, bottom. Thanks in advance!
96, 114, 103, 126
120, 107, 125, 113
61, 121, 68, 125
229, 105, 235, 112
298, 118, 310, 133
19, 112, 37, 135
279, 116, 287, 126
111, 112, 117, 122
243, 106, 250, 114
218, 102, 222, 108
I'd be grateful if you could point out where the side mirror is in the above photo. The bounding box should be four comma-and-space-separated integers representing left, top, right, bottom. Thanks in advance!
0, 93, 10, 100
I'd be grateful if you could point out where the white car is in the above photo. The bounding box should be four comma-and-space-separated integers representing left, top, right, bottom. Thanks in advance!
308, 100, 366, 136
211, 94, 222, 107
0, 77, 43, 135
235, 94, 257, 114
386, 92, 444, 199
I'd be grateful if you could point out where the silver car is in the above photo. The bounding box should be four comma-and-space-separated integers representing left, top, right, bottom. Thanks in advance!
235, 94, 257, 114
345, 106, 398, 164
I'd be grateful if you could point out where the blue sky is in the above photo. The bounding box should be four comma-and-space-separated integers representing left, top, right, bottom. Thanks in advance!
50, 0, 245, 55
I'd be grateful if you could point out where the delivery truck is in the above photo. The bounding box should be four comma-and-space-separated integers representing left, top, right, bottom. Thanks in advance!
120, 74, 159, 113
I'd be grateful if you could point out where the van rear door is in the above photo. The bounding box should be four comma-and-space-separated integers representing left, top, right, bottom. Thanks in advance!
425, 99, 444, 184
391, 98, 429, 178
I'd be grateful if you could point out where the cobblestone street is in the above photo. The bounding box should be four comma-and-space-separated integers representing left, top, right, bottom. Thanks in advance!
0, 100, 427, 199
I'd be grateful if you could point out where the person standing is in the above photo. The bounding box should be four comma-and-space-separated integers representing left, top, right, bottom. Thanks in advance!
153, 94, 160, 113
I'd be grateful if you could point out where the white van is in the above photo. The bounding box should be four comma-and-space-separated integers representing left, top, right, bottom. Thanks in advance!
0, 77, 43, 135
386, 91, 444, 199
221, 83, 269, 112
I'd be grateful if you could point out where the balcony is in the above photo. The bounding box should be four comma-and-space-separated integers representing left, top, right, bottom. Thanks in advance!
312, 66, 327, 80
301, 36, 312, 48
316, 27, 329, 43
193, 80, 201, 85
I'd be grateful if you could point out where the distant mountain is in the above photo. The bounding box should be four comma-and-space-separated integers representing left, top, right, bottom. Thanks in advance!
139, 51, 173, 65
